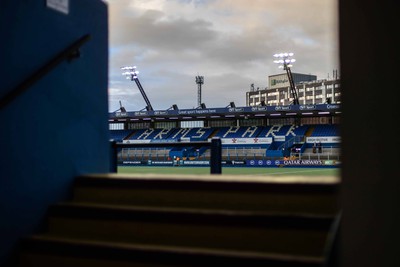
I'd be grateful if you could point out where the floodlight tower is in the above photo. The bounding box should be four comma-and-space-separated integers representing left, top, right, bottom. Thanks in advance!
121, 66, 154, 111
195, 75, 204, 107
273, 52, 299, 105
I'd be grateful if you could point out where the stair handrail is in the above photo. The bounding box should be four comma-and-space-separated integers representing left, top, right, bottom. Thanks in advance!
0, 34, 91, 110
277, 135, 305, 151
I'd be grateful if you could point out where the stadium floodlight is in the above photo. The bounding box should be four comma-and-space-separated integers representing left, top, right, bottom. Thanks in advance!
121, 65, 154, 111
195, 75, 204, 107
273, 52, 299, 105
121, 66, 139, 80
273, 53, 296, 70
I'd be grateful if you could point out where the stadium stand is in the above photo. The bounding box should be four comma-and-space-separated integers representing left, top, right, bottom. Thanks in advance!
114, 124, 340, 162
109, 129, 133, 142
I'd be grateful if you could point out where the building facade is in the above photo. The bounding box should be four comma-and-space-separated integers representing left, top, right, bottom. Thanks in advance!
247, 73, 341, 106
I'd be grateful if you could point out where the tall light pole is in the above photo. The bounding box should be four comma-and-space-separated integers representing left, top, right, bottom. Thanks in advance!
273, 52, 299, 105
121, 66, 154, 111
195, 75, 204, 107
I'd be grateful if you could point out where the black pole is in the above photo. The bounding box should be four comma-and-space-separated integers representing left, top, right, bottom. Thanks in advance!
286, 67, 299, 105
110, 140, 117, 173
210, 137, 222, 174
133, 78, 153, 111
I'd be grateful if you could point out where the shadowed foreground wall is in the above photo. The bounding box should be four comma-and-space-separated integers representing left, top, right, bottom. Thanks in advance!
339, 0, 400, 266
0, 1, 109, 266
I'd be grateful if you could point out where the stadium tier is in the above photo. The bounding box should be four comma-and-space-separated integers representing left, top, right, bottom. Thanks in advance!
109, 103, 341, 166
110, 124, 340, 164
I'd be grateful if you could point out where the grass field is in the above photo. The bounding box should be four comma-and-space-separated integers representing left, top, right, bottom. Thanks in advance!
118, 166, 340, 177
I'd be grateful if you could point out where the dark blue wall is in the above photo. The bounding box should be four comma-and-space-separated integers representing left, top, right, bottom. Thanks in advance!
0, 0, 109, 265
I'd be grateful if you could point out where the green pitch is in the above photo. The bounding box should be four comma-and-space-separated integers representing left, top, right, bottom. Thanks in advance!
118, 166, 340, 177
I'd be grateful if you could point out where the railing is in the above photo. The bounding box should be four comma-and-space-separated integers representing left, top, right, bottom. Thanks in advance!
110, 137, 222, 174
298, 152, 341, 161
0, 34, 91, 109
277, 135, 305, 150
296, 146, 341, 161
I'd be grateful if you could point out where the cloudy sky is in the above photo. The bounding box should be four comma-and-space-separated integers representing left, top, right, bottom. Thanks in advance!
105, 0, 339, 112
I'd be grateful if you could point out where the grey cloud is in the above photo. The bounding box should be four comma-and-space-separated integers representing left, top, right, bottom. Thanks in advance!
111, 9, 217, 51
106, 0, 338, 112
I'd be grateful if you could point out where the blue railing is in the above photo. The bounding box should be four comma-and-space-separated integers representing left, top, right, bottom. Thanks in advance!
110, 137, 222, 174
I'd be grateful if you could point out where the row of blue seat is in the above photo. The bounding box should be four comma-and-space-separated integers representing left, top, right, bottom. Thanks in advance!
110, 125, 339, 143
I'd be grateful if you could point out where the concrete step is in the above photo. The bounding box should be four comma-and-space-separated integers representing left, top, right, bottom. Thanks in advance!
72, 173, 339, 215
44, 202, 334, 257
19, 235, 325, 267
18, 173, 339, 267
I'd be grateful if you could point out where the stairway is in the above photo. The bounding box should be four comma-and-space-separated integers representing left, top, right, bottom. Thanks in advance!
18, 173, 340, 267
305, 126, 315, 137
